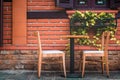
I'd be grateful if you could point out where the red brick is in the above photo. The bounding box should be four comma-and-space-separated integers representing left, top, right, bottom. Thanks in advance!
28, 0, 54, 2
55, 23, 70, 27
3, 23, 12, 27
3, 2, 12, 6
37, 19, 49, 23
3, 40, 12, 44
34, 31, 69, 35
28, 2, 55, 6
3, 19, 12, 23
3, 7, 12, 11
49, 19, 69, 23
27, 27, 38, 31
3, 27, 12, 31
3, 15, 12, 19
28, 6, 56, 10
33, 27, 69, 31
43, 0, 54, 2
27, 23, 43, 27
27, 19, 38, 23
28, 39, 68, 44
3, 35, 11, 39
3, 31, 12, 35
117, 19, 120, 22
116, 36, 120, 39
3, 11, 12, 15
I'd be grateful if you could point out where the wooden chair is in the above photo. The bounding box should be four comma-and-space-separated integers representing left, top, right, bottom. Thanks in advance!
80, 31, 110, 78
36, 31, 66, 78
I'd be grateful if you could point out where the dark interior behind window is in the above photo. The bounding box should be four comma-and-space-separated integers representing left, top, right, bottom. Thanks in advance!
56, 0, 118, 9
77, 0, 87, 5
60, 0, 70, 3
95, 0, 105, 5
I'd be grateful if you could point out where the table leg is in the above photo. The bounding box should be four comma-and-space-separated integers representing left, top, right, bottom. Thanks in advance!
67, 38, 80, 78
70, 38, 74, 73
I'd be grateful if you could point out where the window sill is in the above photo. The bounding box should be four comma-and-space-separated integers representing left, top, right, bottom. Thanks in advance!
66, 10, 118, 17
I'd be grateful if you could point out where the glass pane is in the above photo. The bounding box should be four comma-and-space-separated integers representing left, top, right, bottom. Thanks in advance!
60, 0, 70, 3
77, 0, 87, 5
95, 0, 105, 5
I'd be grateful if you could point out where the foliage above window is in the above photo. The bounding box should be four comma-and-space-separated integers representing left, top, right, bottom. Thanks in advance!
70, 11, 118, 49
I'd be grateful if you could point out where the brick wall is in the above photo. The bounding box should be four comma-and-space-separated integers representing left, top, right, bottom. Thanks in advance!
27, 0, 63, 11
0, 0, 120, 71
27, 19, 70, 50
3, 2, 12, 45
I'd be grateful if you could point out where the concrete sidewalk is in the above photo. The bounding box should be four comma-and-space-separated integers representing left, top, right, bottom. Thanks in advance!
0, 70, 120, 80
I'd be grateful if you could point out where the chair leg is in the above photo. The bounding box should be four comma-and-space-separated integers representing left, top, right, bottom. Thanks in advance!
101, 57, 105, 74
60, 64, 63, 71
82, 54, 86, 78
105, 57, 110, 77
38, 58, 42, 78
79, 60, 82, 72
79, 54, 83, 72
62, 54, 66, 77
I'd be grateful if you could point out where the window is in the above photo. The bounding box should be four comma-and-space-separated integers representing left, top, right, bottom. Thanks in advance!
114, 0, 120, 7
55, 0, 73, 8
56, 0, 115, 9
77, 0, 87, 5
75, 0, 90, 9
95, 0, 105, 5
110, 0, 120, 9
75, 0, 108, 9
115, 0, 120, 2
59, 0, 70, 3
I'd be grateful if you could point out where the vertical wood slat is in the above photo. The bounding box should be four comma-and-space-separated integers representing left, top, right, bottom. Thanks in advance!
12, 0, 27, 45
0, 0, 3, 46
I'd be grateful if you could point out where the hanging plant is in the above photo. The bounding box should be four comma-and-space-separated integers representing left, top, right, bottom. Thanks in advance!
95, 12, 116, 37
70, 11, 118, 49
70, 11, 97, 45
71, 11, 97, 29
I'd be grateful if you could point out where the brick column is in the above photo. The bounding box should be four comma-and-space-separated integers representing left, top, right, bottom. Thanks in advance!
12, 0, 27, 45
0, 0, 3, 46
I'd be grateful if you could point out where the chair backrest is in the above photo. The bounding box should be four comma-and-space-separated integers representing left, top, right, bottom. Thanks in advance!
36, 31, 42, 56
101, 31, 110, 56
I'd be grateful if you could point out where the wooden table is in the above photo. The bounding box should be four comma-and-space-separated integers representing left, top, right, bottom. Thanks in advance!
61, 35, 89, 78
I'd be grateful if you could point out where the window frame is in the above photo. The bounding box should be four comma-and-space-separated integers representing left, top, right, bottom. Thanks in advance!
75, 0, 109, 9
92, 0, 109, 9
56, 0, 115, 9
55, 0, 73, 8
74, 0, 91, 9
110, 0, 120, 9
